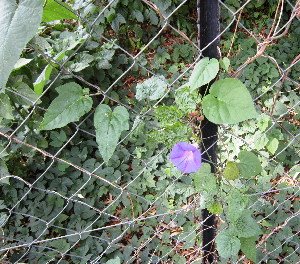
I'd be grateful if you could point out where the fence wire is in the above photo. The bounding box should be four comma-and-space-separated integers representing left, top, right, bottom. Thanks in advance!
0, 0, 299, 263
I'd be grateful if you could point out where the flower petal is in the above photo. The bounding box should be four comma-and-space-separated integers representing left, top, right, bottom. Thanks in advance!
170, 142, 202, 173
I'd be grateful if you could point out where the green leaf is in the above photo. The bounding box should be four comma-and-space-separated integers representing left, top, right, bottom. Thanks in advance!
106, 257, 121, 264
13, 58, 32, 71
0, 159, 10, 185
189, 57, 219, 90
154, 105, 183, 126
175, 85, 202, 113
0, 94, 14, 120
266, 137, 279, 154
202, 78, 258, 124
42, 0, 78, 22
94, 104, 129, 163
220, 57, 230, 72
8, 82, 40, 106
227, 191, 249, 222
240, 236, 257, 262
34, 65, 53, 95
207, 201, 223, 214
39, 82, 92, 130
34, 51, 66, 95
231, 210, 261, 238
216, 229, 241, 259
0, 0, 43, 90
237, 151, 262, 179
194, 163, 218, 193
223, 161, 240, 180
135, 76, 168, 101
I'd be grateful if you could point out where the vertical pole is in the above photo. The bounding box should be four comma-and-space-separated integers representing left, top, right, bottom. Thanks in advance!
197, 0, 220, 263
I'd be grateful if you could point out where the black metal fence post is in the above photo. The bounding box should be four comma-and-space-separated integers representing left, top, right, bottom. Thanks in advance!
197, 0, 220, 263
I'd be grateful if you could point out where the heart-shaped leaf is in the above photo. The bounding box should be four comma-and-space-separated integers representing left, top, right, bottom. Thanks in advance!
94, 104, 129, 163
202, 78, 258, 124
39, 82, 92, 130
189, 57, 219, 90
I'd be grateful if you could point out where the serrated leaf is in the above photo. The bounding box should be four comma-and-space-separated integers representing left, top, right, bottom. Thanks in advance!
223, 161, 240, 180
220, 57, 230, 72
227, 191, 249, 222
94, 104, 129, 163
240, 236, 257, 262
189, 57, 219, 90
39, 82, 92, 130
8, 82, 40, 106
202, 78, 258, 124
207, 201, 223, 214
0, 0, 43, 90
154, 105, 183, 126
175, 85, 202, 113
0, 94, 14, 120
135, 76, 168, 101
132, 10, 144, 22
231, 210, 261, 238
237, 151, 262, 179
216, 229, 241, 259
42, 0, 78, 22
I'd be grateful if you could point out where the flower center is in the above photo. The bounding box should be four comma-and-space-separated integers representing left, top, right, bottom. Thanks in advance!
185, 151, 194, 160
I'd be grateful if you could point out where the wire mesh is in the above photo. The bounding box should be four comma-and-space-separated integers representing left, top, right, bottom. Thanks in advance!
0, 0, 299, 263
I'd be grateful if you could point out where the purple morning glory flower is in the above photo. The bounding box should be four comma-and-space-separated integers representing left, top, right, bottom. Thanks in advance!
170, 142, 202, 173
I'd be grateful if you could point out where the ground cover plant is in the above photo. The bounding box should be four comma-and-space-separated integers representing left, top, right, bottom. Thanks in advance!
0, 0, 299, 263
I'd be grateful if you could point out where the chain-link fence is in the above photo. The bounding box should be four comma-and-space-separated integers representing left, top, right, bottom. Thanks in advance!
0, 0, 299, 263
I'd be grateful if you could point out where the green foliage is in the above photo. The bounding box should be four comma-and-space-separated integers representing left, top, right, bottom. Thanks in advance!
0, 0, 43, 90
216, 229, 241, 259
42, 0, 79, 22
240, 236, 257, 262
135, 76, 168, 101
189, 57, 219, 91
223, 161, 240, 180
39, 82, 93, 130
237, 151, 262, 179
175, 85, 202, 113
202, 78, 258, 124
94, 104, 129, 163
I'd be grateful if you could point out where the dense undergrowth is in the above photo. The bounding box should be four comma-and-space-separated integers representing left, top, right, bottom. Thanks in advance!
0, 0, 299, 263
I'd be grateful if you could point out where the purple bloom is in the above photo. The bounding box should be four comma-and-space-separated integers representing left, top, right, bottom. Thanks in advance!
170, 142, 202, 173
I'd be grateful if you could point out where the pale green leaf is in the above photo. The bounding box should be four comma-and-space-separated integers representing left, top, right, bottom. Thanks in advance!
42, 0, 78, 22
223, 161, 240, 180
231, 210, 261, 238
0, 94, 14, 120
189, 57, 219, 90
13, 58, 32, 71
94, 104, 129, 163
175, 85, 202, 113
227, 191, 249, 222
39, 82, 92, 130
216, 229, 241, 259
266, 138, 279, 154
202, 78, 258, 124
220, 57, 230, 72
207, 201, 223, 214
0, 0, 43, 90
135, 76, 168, 101
237, 151, 262, 179
240, 236, 257, 262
